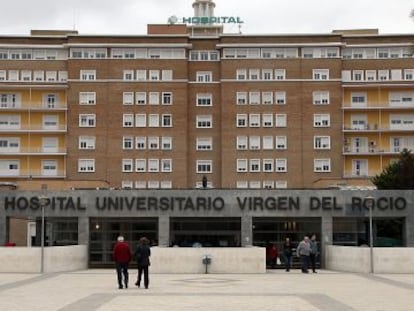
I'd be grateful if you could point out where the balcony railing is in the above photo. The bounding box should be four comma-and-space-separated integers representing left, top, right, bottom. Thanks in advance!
343, 102, 414, 109
343, 124, 414, 132
0, 147, 67, 155
343, 170, 378, 178
0, 102, 67, 110
0, 169, 66, 178
0, 124, 67, 132
343, 147, 399, 155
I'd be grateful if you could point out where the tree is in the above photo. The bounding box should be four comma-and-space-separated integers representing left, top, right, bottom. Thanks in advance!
372, 149, 414, 189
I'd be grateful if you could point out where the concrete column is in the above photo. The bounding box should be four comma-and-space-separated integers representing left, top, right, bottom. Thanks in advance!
406, 213, 414, 247
321, 216, 333, 268
241, 215, 253, 247
0, 215, 7, 246
78, 217, 89, 246
158, 215, 170, 247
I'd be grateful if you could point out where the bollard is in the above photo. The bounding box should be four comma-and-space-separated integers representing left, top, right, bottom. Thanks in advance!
202, 254, 212, 274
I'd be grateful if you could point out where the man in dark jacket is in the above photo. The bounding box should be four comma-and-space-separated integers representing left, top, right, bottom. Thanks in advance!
112, 236, 132, 289
134, 237, 151, 289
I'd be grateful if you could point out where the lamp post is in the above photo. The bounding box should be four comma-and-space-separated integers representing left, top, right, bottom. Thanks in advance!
38, 195, 48, 273
365, 196, 375, 273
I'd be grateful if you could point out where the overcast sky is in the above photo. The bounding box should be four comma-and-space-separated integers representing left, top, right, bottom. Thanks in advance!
0, 0, 413, 36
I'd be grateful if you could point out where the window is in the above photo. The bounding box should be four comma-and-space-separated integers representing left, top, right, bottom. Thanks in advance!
314, 159, 331, 172
353, 70, 364, 81
249, 136, 260, 150
149, 93, 159, 105
123, 70, 134, 80
0, 71, 6, 81
0, 137, 20, 152
45, 71, 56, 82
236, 69, 247, 80
249, 92, 260, 105
79, 136, 96, 150
263, 159, 274, 172
196, 71, 212, 82
196, 160, 212, 173
250, 159, 260, 172
313, 69, 329, 80
135, 159, 146, 172
249, 114, 260, 127
123, 136, 133, 150
262, 114, 273, 127
161, 159, 172, 172
123, 92, 133, 105
0, 115, 20, 129
237, 159, 248, 172
148, 114, 160, 127
262, 69, 273, 80
263, 136, 274, 150
42, 115, 58, 130
21, 70, 31, 81
313, 91, 330, 105
237, 136, 248, 150
275, 181, 288, 189
161, 181, 173, 189
314, 136, 331, 149
136, 137, 146, 150
314, 114, 330, 127
34, 71, 44, 81
366, 70, 377, 81
378, 70, 389, 81
404, 69, 414, 81
43, 94, 57, 108
351, 92, 367, 106
197, 94, 212, 106
237, 92, 247, 105
262, 92, 273, 105
162, 92, 173, 105
0, 160, 19, 176
136, 92, 146, 105
275, 92, 286, 105
135, 114, 146, 127
41, 160, 57, 176
275, 114, 287, 127
197, 115, 212, 128
136, 70, 146, 81
275, 69, 286, 80
78, 159, 95, 172
148, 159, 159, 172
276, 159, 287, 172
162, 137, 172, 150
148, 181, 160, 189
149, 70, 160, 81
79, 114, 95, 127
123, 114, 134, 127
162, 114, 172, 127
276, 136, 287, 149
197, 137, 213, 151
263, 181, 275, 189
236, 181, 248, 189
148, 137, 159, 150
8, 70, 18, 81
80, 92, 96, 105
80, 70, 96, 81
122, 159, 133, 172
249, 69, 260, 80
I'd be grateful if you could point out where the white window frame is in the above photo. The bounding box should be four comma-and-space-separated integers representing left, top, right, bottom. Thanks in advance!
80, 92, 96, 105
78, 159, 95, 172
314, 136, 331, 149
79, 136, 96, 150
196, 160, 212, 173
196, 115, 212, 128
196, 137, 213, 151
314, 159, 331, 172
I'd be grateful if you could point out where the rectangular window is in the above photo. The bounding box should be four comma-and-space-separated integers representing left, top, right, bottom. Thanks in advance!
314, 159, 331, 172
249, 136, 261, 150
313, 69, 329, 80
149, 92, 159, 105
78, 159, 95, 172
262, 114, 273, 127
196, 71, 212, 82
162, 70, 173, 81
197, 93, 212, 106
122, 92, 134, 105
136, 92, 146, 105
122, 159, 133, 172
250, 159, 261, 172
275, 69, 286, 80
197, 115, 212, 128
79, 136, 96, 150
162, 114, 172, 127
79, 114, 95, 127
136, 70, 146, 81
366, 70, 377, 81
136, 137, 146, 150
275, 92, 286, 105
148, 114, 160, 127
162, 137, 172, 150
249, 69, 260, 80
263, 159, 274, 172
236, 92, 247, 105
161, 159, 172, 172
249, 114, 260, 127
135, 114, 147, 127
149, 70, 160, 81
80, 92, 96, 105
275, 114, 287, 127
353, 70, 364, 81
275, 181, 288, 189
314, 136, 331, 149
123, 114, 134, 127
45, 71, 57, 82
123, 70, 134, 80
196, 137, 213, 151
196, 160, 212, 173
34, 71, 44, 81
263, 136, 274, 150
237, 159, 248, 172
162, 92, 173, 105
313, 91, 330, 105
21, 70, 31, 81
276, 136, 287, 149
148, 159, 159, 172
275, 159, 287, 172
148, 137, 159, 150
123, 136, 133, 150
249, 92, 260, 105
236, 69, 247, 80
262, 69, 273, 80
135, 159, 146, 172
378, 70, 389, 81
237, 136, 248, 150
80, 70, 96, 81
262, 92, 273, 105
314, 114, 330, 127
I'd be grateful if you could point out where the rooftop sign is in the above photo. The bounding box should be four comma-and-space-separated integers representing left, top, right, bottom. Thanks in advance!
168, 15, 243, 25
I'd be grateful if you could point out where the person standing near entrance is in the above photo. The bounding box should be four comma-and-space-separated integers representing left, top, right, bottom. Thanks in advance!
112, 236, 132, 289
134, 237, 151, 289
296, 236, 311, 273
282, 237, 294, 272
309, 234, 318, 273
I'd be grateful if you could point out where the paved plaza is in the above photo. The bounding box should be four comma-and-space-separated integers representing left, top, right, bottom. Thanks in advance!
0, 269, 413, 311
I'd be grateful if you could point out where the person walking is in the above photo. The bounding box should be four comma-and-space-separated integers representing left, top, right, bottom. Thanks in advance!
112, 236, 132, 289
282, 237, 294, 272
266, 243, 278, 269
296, 235, 311, 273
134, 237, 151, 289
309, 234, 318, 273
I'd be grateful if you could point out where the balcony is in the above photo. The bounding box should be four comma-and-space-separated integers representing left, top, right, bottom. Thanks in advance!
343, 124, 414, 132
0, 147, 67, 155
343, 102, 414, 110
0, 169, 66, 178
343, 146, 398, 155
0, 124, 67, 132
0, 102, 67, 111
343, 170, 378, 178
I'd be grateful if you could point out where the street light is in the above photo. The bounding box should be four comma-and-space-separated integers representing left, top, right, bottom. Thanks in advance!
38, 195, 48, 273
365, 196, 375, 273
